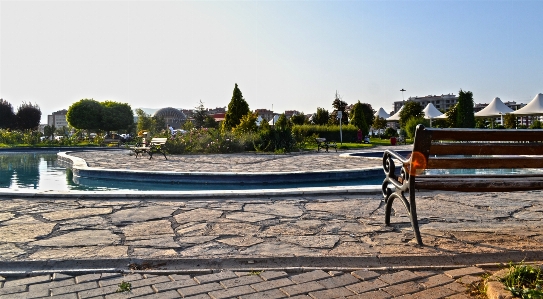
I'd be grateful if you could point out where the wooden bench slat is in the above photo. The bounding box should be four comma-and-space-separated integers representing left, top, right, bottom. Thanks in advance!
425, 157, 543, 169
430, 129, 543, 142
429, 143, 543, 155
416, 176, 543, 191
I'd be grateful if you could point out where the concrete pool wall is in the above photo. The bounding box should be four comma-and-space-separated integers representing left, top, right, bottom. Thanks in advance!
58, 152, 386, 184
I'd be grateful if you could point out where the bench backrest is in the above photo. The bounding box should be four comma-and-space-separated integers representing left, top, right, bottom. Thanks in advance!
150, 138, 168, 145
411, 124, 543, 174
315, 138, 326, 143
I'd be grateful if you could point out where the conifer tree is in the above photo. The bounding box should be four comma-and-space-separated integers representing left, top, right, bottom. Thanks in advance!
456, 89, 475, 128
349, 101, 369, 135
224, 83, 250, 130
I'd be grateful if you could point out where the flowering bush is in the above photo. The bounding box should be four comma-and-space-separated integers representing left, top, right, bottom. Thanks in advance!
165, 128, 245, 154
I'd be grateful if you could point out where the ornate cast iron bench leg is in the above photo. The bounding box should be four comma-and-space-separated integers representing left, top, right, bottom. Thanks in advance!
382, 152, 424, 246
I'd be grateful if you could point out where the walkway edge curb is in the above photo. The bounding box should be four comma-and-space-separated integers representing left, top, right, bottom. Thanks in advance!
1, 251, 541, 274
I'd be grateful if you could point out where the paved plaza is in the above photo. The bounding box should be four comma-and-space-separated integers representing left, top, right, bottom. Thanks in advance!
0, 147, 542, 298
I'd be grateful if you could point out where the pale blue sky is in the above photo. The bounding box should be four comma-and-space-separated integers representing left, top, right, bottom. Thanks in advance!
1, 0, 542, 123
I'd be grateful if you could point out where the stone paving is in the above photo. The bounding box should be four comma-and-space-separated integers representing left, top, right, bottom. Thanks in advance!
1, 147, 542, 298
68, 148, 391, 172
1, 191, 542, 263
0, 267, 487, 298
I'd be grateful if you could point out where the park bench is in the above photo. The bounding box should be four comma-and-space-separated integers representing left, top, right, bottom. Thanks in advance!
132, 137, 168, 160
101, 138, 120, 147
382, 124, 543, 245
315, 138, 337, 153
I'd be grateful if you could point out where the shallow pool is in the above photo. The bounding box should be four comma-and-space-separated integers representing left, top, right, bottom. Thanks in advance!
0, 152, 384, 191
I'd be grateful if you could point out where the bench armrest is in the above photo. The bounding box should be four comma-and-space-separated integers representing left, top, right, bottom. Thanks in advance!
382, 150, 411, 192
383, 149, 410, 165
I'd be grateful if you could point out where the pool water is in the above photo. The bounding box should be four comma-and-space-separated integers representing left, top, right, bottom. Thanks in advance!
0, 152, 384, 191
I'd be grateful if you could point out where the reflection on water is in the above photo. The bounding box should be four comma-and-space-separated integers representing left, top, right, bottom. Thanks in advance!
0, 153, 43, 189
0, 152, 77, 190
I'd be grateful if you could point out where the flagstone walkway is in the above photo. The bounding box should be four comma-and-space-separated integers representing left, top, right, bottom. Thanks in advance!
0, 147, 541, 298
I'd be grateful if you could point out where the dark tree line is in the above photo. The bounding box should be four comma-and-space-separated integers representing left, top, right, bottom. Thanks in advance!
0, 99, 41, 130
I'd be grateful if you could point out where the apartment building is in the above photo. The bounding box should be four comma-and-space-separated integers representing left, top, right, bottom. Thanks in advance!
47, 109, 68, 128
393, 94, 457, 114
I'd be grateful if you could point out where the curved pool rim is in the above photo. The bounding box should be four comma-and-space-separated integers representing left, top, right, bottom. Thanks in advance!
0, 150, 388, 198
58, 151, 386, 185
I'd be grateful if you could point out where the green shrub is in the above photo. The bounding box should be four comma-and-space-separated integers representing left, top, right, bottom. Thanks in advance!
292, 124, 358, 143
0, 129, 21, 144
405, 117, 430, 139
500, 262, 543, 299
383, 127, 398, 139
530, 120, 543, 129
165, 128, 244, 154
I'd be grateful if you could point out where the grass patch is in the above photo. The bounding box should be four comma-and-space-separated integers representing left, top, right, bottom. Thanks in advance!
500, 262, 543, 299
117, 281, 132, 293
466, 273, 490, 299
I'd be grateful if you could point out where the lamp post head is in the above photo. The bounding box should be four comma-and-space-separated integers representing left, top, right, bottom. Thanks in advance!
400, 89, 406, 92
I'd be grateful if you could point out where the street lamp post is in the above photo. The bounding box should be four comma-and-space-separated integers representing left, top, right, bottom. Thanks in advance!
400, 89, 406, 103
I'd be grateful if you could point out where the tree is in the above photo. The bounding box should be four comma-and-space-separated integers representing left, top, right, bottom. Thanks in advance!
372, 116, 387, 133
329, 91, 349, 125
399, 101, 423, 128
204, 115, 219, 129
349, 101, 369, 136
56, 126, 69, 137
359, 103, 375, 129
16, 102, 41, 130
445, 104, 459, 128
224, 83, 250, 130
100, 101, 134, 132
67, 99, 103, 132
43, 125, 55, 140
0, 99, 16, 129
136, 108, 153, 134
312, 107, 329, 125
233, 112, 258, 134
274, 113, 295, 152
503, 113, 517, 129
193, 100, 208, 129
456, 89, 475, 128
136, 108, 167, 136
475, 117, 488, 129
290, 113, 307, 125
405, 116, 430, 139
530, 120, 543, 129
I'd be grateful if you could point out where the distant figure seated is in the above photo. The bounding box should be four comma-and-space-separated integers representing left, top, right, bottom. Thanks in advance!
364, 136, 370, 144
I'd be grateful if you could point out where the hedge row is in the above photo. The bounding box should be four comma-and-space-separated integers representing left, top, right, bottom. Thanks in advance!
292, 124, 359, 143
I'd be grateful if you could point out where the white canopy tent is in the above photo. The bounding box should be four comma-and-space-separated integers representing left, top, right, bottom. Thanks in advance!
422, 103, 445, 127
511, 93, 543, 116
386, 105, 403, 122
474, 97, 514, 127
268, 115, 280, 126
475, 97, 514, 117
374, 107, 390, 119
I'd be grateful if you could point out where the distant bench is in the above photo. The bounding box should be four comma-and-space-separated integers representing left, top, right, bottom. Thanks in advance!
315, 138, 337, 153
132, 137, 168, 160
382, 124, 543, 245
101, 138, 120, 147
